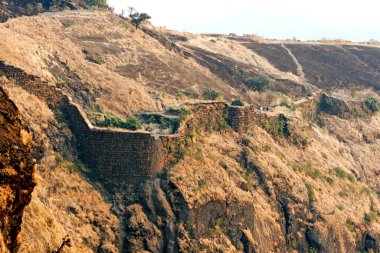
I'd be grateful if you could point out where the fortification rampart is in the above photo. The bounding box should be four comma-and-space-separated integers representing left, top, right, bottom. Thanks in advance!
63, 97, 178, 190
62, 98, 261, 190
0, 61, 63, 104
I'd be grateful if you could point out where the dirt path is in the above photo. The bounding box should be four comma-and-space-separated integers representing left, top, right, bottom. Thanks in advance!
281, 44, 319, 94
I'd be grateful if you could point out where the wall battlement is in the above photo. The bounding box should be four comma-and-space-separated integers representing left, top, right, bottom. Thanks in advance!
62, 97, 260, 190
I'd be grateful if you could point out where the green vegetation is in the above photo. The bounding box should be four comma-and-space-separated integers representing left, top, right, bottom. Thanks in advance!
263, 114, 290, 138
167, 107, 192, 120
286, 235, 297, 252
203, 88, 221, 100
361, 186, 371, 196
231, 99, 244, 106
309, 247, 319, 253
244, 75, 271, 91
293, 163, 325, 180
129, 12, 151, 29
97, 115, 141, 130
305, 182, 317, 203
330, 167, 356, 182
365, 96, 380, 112
176, 91, 187, 99
203, 217, 228, 238
322, 176, 335, 185
364, 211, 378, 224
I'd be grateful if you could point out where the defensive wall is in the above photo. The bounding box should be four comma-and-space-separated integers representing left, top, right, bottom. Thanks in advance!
62, 97, 265, 190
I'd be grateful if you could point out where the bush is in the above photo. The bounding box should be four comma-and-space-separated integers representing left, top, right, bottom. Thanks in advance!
245, 75, 271, 91
97, 115, 141, 130
305, 182, 316, 202
364, 211, 378, 224
124, 117, 142, 130
167, 107, 192, 120
203, 88, 221, 100
365, 96, 380, 112
176, 91, 187, 99
331, 166, 356, 182
231, 99, 244, 106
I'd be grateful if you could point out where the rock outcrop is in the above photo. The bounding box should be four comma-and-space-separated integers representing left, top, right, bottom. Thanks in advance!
0, 86, 36, 252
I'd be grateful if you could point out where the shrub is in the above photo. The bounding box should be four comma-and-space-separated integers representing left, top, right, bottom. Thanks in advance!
97, 115, 141, 130
167, 107, 192, 120
244, 75, 271, 91
266, 114, 290, 138
293, 163, 321, 180
331, 167, 356, 182
332, 166, 346, 179
365, 96, 380, 112
231, 99, 244, 106
322, 176, 334, 185
309, 247, 319, 253
203, 88, 221, 100
305, 182, 316, 202
124, 117, 142, 130
176, 91, 187, 99
364, 211, 378, 224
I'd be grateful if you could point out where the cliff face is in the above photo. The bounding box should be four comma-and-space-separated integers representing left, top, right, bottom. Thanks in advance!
0, 86, 36, 252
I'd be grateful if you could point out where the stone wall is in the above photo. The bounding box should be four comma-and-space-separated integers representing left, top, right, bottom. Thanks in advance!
62, 99, 261, 190
63, 97, 177, 190
318, 93, 365, 118
62, 98, 268, 189
0, 60, 63, 105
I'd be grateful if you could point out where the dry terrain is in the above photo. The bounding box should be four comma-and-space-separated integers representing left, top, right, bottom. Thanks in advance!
0, 9, 379, 253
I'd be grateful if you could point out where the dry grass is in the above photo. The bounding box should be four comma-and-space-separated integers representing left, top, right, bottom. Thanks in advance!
20, 154, 120, 253
167, 110, 380, 250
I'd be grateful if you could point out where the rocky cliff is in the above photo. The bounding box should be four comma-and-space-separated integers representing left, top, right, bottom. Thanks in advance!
0, 85, 36, 252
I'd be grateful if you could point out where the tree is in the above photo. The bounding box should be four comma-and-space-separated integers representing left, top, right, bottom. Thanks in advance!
244, 75, 271, 91
127, 6, 135, 15
203, 88, 221, 100
365, 96, 380, 112
129, 12, 151, 29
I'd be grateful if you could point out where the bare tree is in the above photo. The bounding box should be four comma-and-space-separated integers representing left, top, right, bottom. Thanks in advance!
127, 6, 135, 15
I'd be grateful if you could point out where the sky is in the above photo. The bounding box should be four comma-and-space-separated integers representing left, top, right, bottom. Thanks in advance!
108, 0, 380, 42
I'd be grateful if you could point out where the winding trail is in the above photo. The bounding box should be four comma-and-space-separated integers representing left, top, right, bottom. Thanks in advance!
281, 44, 319, 94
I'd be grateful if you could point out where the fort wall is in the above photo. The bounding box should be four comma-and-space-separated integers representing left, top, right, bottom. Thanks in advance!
62, 98, 258, 190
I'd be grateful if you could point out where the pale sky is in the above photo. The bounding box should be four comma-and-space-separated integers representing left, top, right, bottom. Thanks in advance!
108, 0, 380, 41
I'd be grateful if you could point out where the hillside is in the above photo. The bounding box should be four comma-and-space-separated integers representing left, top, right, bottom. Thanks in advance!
0, 10, 379, 253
